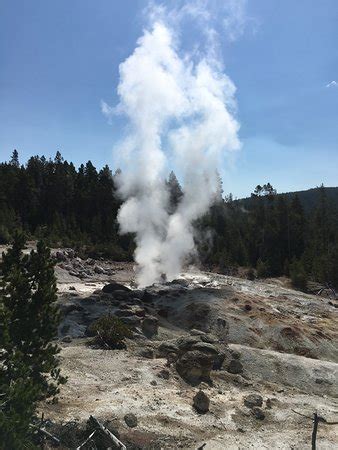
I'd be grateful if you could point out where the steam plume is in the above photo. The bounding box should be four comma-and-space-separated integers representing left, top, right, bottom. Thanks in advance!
104, 3, 241, 287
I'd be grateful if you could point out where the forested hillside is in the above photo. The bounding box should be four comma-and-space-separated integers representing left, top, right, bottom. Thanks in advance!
1, 150, 337, 287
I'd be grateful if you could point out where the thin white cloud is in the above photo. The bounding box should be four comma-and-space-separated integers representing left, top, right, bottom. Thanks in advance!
101, 100, 115, 122
326, 80, 337, 88
223, 0, 249, 41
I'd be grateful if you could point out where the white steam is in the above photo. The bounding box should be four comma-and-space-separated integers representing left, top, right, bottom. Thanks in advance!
104, 5, 241, 287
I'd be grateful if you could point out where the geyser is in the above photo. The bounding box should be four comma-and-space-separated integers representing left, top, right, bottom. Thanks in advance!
103, 4, 241, 287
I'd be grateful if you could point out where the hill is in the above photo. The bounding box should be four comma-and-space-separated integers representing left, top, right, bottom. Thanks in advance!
237, 186, 338, 213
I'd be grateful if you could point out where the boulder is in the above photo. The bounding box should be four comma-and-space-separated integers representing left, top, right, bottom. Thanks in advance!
193, 390, 210, 414
102, 282, 131, 294
141, 316, 159, 338
176, 350, 213, 385
244, 394, 263, 409
191, 342, 227, 370
112, 290, 132, 301
191, 342, 219, 354
227, 359, 243, 374
176, 336, 201, 353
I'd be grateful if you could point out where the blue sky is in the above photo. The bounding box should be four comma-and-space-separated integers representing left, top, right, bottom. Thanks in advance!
0, 0, 337, 197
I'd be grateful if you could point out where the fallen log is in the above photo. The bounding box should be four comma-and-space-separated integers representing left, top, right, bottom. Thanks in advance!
30, 424, 60, 446
87, 415, 126, 450
76, 430, 97, 449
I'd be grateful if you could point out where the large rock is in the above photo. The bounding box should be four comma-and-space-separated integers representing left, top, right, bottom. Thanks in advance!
227, 359, 243, 374
141, 316, 159, 338
191, 342, 219, 354
176, 350, 213, 385
191, 342, 227, 370
112, 290, 132, 301
102, 282, 131, 294
176, 336, 201, 353
124, 413, 137, 428
193, 390, 210, 414
252, 407, 265, 420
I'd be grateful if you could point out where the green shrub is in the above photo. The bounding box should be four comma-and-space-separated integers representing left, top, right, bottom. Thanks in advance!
256, 259, 268, 278
88, 314, 132, 349
289, 259, 308, 291
246, 268, 255, 280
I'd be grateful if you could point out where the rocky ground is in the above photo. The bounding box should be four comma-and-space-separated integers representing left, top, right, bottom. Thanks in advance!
2, 245, 337, 448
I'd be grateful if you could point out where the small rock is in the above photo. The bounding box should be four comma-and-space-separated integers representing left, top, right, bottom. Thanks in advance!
227, 359, 243, 374
124, 413, 137, 428
244, 303, 252, 311
150, 380, 157, 386
69, 286, 76, 291
157, 369, 170, 380
244, 394, 263, 409
94, 265, 105, 274
69, 270, 79, 277
251, 407, 265, 420
62, 335, 72, 343
315, 378, 332, 385
55, 251, 67, 262
193, 391, 210, 414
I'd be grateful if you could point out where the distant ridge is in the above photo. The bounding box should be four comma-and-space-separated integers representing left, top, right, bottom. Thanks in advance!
237, 186, 338, 212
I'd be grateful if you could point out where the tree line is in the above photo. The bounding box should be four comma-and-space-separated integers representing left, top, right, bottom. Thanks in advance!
1, 150, 337, 288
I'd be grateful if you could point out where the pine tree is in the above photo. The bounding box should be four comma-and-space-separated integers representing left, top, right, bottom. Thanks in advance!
0, 234, 65, 448
9, 149, 20, 168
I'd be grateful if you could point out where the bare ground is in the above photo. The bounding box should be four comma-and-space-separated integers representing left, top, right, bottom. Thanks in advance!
1, 245, 337, 448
